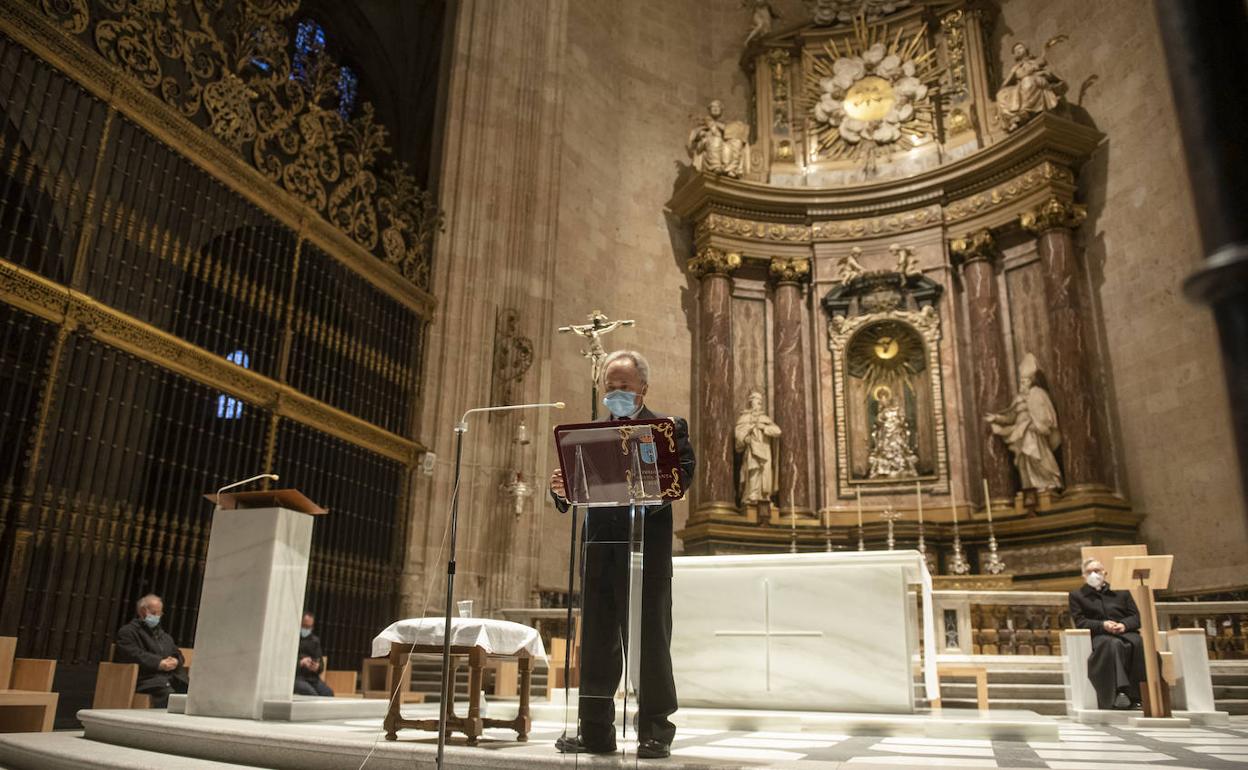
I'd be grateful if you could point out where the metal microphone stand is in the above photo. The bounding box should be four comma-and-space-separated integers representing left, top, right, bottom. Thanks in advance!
435, 420, 467, 770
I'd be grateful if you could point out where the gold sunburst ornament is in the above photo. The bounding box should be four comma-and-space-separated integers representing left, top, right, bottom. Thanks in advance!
804, 16, 941, 163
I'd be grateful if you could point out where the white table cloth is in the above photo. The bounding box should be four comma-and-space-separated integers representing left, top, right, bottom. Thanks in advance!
371, 617, 548, 663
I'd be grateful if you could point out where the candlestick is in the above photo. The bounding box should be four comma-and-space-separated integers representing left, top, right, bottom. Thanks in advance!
981, 479, 1005, 574
881, 508, 901, 551
916, 481, 923, 525
856, 488, 865, 551
948, 479, 969, 575
790, 508, 797, 554
823, 509, 832, 553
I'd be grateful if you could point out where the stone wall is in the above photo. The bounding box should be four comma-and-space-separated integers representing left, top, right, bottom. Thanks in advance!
996, 0, 1247, 591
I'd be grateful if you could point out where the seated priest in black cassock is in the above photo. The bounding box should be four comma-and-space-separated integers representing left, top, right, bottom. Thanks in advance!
294, 612, 334, 696
1069, 558, 1146, 709
548, 349, 696, 760
115, 593, 189, 709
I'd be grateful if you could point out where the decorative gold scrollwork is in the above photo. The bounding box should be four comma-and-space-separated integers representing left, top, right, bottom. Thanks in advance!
33, 0, 441, 290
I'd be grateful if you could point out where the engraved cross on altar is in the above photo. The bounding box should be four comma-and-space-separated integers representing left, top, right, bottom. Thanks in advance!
712, 578, 823, 691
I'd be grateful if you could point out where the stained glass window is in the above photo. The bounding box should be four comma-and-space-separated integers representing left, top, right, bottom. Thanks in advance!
337, 65, 358, 120
216, 349, 250, 419
291, 18, 327, 87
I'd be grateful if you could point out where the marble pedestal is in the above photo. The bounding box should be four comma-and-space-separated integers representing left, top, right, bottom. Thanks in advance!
670, 551, 935, 713
185, 506, 314, 720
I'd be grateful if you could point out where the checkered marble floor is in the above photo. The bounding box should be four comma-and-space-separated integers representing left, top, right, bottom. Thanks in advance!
490, 716, 1248, 768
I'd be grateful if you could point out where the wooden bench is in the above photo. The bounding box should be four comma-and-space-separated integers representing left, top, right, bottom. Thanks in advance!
0, 636, 58, 732
382, 642, 532, 745
361, 656, 424, 703
932, 663, 989, 711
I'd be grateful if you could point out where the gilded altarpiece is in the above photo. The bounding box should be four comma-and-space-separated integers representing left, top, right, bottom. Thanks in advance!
671, 0, 1142, 583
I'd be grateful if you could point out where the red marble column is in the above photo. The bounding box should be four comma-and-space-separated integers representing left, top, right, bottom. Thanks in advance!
690, 247, 739, 517
769, 257, 812, 515
1022, 197, 1106, 488
950, 229, 1015, 499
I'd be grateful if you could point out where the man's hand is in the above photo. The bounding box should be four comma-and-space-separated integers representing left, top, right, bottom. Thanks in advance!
1102, 620, 1126, 634
299, 655, 314, 670
158, 656, 178, 672
550, 468, 567, 500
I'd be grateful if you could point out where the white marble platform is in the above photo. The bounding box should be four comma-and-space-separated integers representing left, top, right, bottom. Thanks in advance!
169, 693, 388, 721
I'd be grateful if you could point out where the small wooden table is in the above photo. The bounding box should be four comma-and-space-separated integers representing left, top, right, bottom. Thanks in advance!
382, 642, 532, 745
933, 664, 989, 711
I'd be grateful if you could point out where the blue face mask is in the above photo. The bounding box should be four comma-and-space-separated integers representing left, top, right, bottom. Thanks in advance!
143, 614, 161, 628
603, 390, 638, 417
300, 627, 312, 638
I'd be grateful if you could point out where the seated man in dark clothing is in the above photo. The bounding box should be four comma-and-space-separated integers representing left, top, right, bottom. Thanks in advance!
115, 593, 188, 709
1069, 558, 1146, 709
294, 612, 334, 697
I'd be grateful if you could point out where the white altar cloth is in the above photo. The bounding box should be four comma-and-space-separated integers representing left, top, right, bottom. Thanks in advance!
371, 617, 547, 663
670, 551, 938, 712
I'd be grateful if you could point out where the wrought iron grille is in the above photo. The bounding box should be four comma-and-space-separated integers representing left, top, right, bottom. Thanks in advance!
0, 17, 429, 676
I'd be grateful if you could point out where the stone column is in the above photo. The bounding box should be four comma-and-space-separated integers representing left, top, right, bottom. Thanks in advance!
1021, 197, 1106, 488
690, 247, 740, 519
769, 257, 812, 516
950, 229, 1015, 500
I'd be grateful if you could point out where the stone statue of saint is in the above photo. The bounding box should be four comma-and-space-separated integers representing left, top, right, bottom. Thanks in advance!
743, 0, 779, 47
986, 352, 1063, 491
995, 42, 1067, 132
735, 391, 782, 503
687, 100, 748, 178
868, 386, 918, 478
836, 246, 866, 284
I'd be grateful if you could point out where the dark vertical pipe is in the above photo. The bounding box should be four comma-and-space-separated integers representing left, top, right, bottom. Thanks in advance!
1154, 1, 1248, 504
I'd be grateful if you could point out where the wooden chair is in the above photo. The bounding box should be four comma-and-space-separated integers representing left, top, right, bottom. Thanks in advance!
320, 657, 361, 698
0, 636, 59, 732
361, 657, 423, 703
548, 637, 579, 693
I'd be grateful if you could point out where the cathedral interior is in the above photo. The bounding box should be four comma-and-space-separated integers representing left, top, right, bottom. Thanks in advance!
0, 0, 1245, 756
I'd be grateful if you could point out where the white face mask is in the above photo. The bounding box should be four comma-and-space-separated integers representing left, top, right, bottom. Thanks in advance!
1085, 572, 1105, 589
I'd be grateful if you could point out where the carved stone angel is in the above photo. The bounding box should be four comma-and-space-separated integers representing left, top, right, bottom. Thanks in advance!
890, 243, 920, 277
996, 42, 1067, 131
743, 0, 779, 48
835, 246, 867, 284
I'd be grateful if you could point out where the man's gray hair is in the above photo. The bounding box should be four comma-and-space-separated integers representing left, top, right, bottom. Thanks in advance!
1081, 558, 1102, 573
602, 350, 650, 385
136, 593, 162, 613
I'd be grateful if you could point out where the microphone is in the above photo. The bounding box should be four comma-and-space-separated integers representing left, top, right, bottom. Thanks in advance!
455, 402, 565, 433
215, 473, 280, 508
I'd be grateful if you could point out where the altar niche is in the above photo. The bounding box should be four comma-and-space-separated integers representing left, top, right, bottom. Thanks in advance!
824, 270, 947, 497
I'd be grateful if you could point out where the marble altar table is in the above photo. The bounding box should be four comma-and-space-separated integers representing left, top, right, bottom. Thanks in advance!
670, 551, 938, 713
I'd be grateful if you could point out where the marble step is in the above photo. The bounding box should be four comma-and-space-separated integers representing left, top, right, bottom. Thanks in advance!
1213, 672, 1248, 686
1217, 698, 1248, 715
937, 697, 1067, 716
1214, 684, 1248, 698
939, 683, 1066, 701
0, 730, 264, 770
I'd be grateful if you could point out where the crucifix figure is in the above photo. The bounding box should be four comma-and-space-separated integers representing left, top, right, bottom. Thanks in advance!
713, 578, 823, 691
558, 310, 635, 419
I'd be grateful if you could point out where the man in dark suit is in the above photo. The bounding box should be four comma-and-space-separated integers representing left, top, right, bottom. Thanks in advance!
549, 349, 695, 759
1069, 558, 1146, 709
115, 594, 188, 708
294, 612, 334, 696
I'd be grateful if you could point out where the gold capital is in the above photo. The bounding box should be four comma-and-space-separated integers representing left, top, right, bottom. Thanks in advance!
949, 228, 997, 267
1020, 196, 1087, 235
689, 247, 742, 278
768, 257, 811, 284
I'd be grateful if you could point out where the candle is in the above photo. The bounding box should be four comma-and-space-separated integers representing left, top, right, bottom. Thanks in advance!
856, 488, 864, 529
951, 480, 960, 533
915, 481, 923, 525
982, 478, 993, 523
